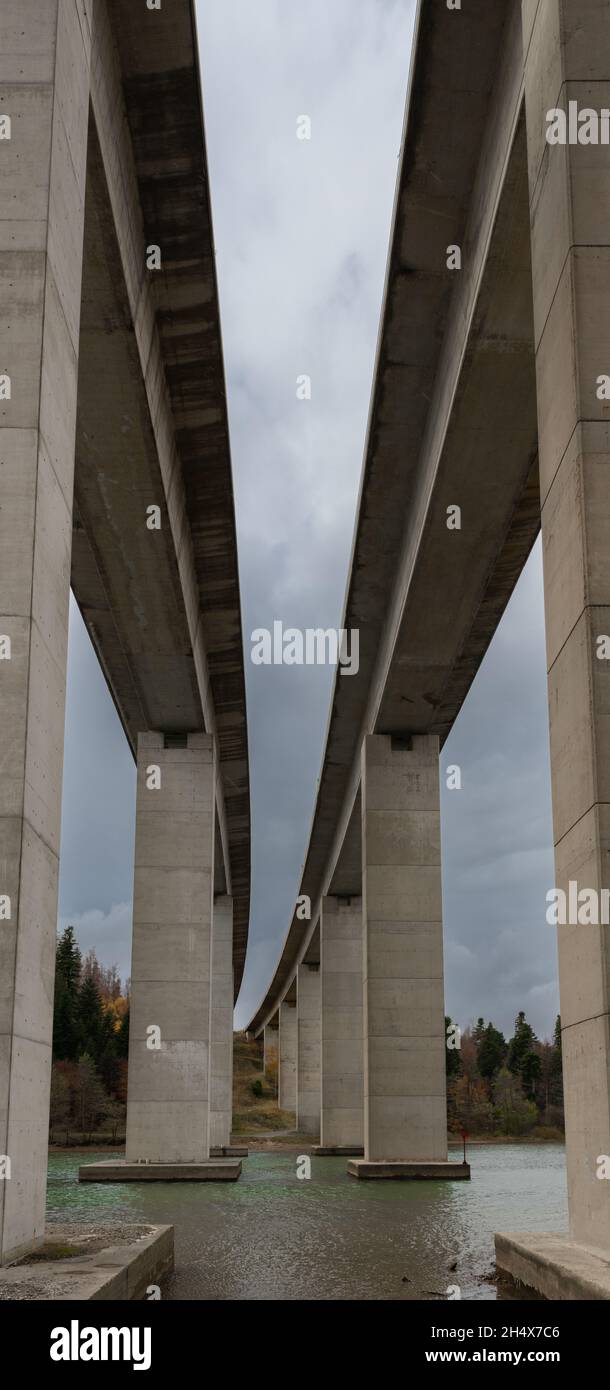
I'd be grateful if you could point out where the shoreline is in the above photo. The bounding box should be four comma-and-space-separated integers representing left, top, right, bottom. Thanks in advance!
48, 1132, 565, 1154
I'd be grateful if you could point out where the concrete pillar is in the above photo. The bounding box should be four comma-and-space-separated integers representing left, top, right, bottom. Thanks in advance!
278, 1002, 297, 1113
296, 965, 321, 1136
523, 0, 610, 1251
320, 896, 364, 1148
263, 1023, 279, 1087
209, 896, 233, 1150
126, 733, 216, 1163
361, 734, 447, 1163
0, 0, 91, 1264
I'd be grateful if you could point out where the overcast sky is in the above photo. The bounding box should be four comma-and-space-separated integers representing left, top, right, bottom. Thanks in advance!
58, 0, 558, 1042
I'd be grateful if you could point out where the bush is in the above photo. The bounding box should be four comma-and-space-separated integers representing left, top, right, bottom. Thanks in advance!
251, 1079, 263, 1097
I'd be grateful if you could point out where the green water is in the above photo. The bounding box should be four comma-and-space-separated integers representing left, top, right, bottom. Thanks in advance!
46, 1144, 567, 1300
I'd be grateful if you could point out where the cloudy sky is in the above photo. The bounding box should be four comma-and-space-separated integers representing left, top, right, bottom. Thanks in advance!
59, 0, 558, 1042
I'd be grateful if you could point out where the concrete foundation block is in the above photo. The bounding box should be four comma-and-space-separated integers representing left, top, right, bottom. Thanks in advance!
495, 1231, 610, 1300
78, 1159, 241, 1183
348, 1160, 470, 1180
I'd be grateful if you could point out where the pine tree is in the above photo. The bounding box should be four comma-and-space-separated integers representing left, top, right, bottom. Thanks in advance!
56, 925, 82, 993
77, 972, 107, 1065
507, 1010, 541, 1100
521, 1048, 542, 1099
473, 1016, 486, 1045
507, 1010, 537, 1076
477, 1023, 506, 1087
53, 926, 82, 1061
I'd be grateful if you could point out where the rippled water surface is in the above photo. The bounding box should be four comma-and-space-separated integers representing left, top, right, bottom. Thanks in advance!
46, 1144, 567, 1300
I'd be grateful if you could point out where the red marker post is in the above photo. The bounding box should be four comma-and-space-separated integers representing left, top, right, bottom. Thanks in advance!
461, 1130, 468, 1164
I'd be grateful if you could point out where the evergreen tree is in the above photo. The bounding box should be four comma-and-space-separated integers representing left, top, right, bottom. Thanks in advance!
473, 1016, 486, 1045
507, 1010, 537, 1076
99, 1045, 121, 1096
477, 1022, 506, 1086
507, 1010, 541, 1101
521, 1048, 542, 1100
53, 926, 82, 1061
56, 925, 82, 993
549, 1014, 563, 1106
116, 1008, 130, 1060
76, 972, 107, 1065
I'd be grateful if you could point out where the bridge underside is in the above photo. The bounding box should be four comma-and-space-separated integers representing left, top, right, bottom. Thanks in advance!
249, 0, 536, 1032
249, 0, 610, 1295
73, 0, 249, 981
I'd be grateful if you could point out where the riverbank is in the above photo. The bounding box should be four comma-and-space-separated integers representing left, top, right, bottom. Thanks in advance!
49, 1127, 564, 1154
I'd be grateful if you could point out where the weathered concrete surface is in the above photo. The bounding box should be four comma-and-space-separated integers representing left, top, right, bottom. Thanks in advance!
73, 0, 250, 989
126, 733, 215, 1164
0, 0, 91, 1267
209, 896, 233, 1149
79, 1160, 241, 1183
248, 0, 538, 1037
362, 735, 447, 1163
0, 1224, 173, 1301
320, 896, 363, 1148
496, 1232, 610, 1301
278, 1002, 297, 1113
520, 0, 610, 1256
348, 1160, 470, 1181
297, 965, 321, 1137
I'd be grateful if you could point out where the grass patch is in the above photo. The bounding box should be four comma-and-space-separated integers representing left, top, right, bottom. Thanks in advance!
20, 1243, 87, 1263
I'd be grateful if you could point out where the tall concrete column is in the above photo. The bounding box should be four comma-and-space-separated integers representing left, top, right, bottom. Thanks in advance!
358, 734, 448, 1167
126, 732, 216, 1163
523, 0, 610, 1252
263, 1022, 279, 1087
320, 896, 363, 1149
0, 0, 91, 1263
296, 964, 320, 1136
278, 1002, 297, 1113
209, 896, 233, 1150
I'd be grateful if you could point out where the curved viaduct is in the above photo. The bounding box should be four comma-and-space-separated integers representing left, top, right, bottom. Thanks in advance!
251, 0, 610, 1298
0, 0, 249, 1261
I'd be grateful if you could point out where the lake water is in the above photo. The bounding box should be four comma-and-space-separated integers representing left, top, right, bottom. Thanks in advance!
46, 1143, 568, 1300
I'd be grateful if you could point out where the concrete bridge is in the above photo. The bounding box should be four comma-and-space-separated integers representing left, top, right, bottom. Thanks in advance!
1, 0, 610, 1303
248, 0, 610, 1299
0, 0, 250, 1262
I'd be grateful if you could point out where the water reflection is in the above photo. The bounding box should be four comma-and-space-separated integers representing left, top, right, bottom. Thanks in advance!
46, 1143, 567, 1301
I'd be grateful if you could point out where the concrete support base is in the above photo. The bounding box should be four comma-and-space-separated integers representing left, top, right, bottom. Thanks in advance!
210, 1146, 248, 1158
495, 1232, 610, 1301
79, 1160, 241, 1183
313, 1146, 364, 1157
348, 1159, 470, 1180
0, 1224, 173, 1300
